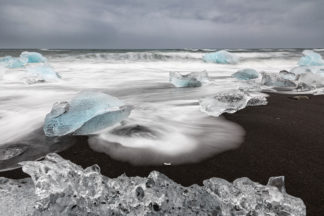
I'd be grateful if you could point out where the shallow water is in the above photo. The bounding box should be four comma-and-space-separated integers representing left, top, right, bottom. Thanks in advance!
0, 49, 318, 168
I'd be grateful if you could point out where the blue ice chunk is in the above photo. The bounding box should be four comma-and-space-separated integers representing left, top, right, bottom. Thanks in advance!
298, 50, 324, 66
43, 92, 132, 137
20, 51, 47, 63
0, 56, 28, 68
27, 66, 61, 82
232, 69, 259, 80
203, 50, 239, 64
169, 71, 209, 87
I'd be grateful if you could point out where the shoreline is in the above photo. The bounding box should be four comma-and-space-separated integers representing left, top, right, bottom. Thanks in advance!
1, 93, 323, 215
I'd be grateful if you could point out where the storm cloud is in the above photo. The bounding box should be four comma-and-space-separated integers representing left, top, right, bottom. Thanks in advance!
0, 0, 323, 48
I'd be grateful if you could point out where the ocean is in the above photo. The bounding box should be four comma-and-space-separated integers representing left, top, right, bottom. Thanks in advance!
0, 48, 323, 170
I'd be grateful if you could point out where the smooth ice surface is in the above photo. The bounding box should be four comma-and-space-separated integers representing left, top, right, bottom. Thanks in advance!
203, 50, 239, 64
0, 153, 306, 216
169, 71, 208, 87
20, 51, 47, 63
27, 65, 61, 83
298, 50, 324, 66
43, 91, 132, 136
199, 90, 267, 117
232, 68, 259, 80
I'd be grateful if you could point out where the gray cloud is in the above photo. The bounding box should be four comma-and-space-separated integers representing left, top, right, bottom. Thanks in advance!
0, 0, 323, 48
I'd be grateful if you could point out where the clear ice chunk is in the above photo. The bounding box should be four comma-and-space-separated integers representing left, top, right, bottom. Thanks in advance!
298, 50, 324, 66
20, 51, 47, 63
26, 65, 61, 83
203, 50, 239, 64
0, 153, 306, 216
199, 90, 267, 117
232, 68, 259, 80
279, 70, 296, 80
169, 71, 209, 87
261, 72, 297, 88
43, 91, 132, 136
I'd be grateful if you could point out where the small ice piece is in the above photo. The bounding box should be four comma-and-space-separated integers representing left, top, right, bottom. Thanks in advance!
232, 68, 259, 80
43, 91, 132, 136
203, 50, 239, 64
169, 71, 209, 87
27, 65, 61, 82
298, 50, 324, 66
20, 51, 47, 63
0, 144, 28, 161
199, 90, 267, 117
0, 153, 305, 216
279, 70, 296, 80
261, 72, 297, 88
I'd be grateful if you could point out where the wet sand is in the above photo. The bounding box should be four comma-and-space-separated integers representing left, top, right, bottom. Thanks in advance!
1, 93, 323, 215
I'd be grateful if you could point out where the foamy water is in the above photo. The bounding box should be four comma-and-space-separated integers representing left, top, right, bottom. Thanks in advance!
0, 49, 314, 168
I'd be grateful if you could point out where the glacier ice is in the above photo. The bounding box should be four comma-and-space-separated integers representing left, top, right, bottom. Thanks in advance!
0, 56, 28, 68
279, 70, 296, 80
298, 50, 324, 66
20, 51, 47, 63
232, 68, 259, 80
199, 90, 267, 117
290, 66, 324, 76
203, 50, 239, 64
0, 153, 306, 216
261, 72, 297, 88
43, 91, 132, 137
26, 65, 61, 83
169, 71, 209, 87
0, 144, 28, 161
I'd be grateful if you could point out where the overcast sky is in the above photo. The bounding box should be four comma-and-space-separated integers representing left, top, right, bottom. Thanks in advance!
0, 0, 323, 48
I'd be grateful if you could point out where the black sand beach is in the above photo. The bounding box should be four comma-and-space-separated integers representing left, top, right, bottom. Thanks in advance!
1, 93, 323, 215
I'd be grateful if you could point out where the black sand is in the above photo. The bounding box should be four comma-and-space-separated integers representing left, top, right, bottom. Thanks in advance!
1, 93, 323, 215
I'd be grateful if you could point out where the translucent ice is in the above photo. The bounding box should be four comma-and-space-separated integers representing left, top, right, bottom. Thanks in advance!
26, 65, 61, 82
290, 66, 324, 76
203, 50, 239, 64
232, 68, 259, 80
43, 91, 132, 136
20, 51, 47, 63
261, 72, 297, 88
298, 50, 324, 66
0, 153, 306, 216
279, 70, 296, 80
199, 90, 267, 117
169, 71, 209, 87
0, 56, 28, 68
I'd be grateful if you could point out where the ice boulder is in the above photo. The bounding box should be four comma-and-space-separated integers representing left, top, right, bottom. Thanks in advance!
169, 71, 209, 87
261, 72, 297, 88
0, 153, 305, 216
203, 50, 239, 64
199, 90, 267, 117
27, 65, 61, 83
0, 56, 28, 68
43, 91, 132, 137
298, 50, 324, 66
232, 68, 259, 80
20, 51, 47, 63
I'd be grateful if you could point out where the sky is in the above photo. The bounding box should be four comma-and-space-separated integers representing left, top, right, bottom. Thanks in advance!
0, 0, 323, 49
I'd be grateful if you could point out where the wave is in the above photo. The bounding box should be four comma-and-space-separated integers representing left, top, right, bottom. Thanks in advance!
50, 51, 204, 62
